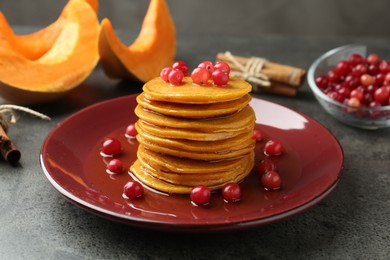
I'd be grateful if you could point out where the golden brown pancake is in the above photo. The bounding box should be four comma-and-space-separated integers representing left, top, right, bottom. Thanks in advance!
137, 138, 255, 161
136, 92, 252, 118
137, 132, 255, 161
136, 132, 255, 161
137, 144, 251, 174
139, 153, 253, 187
135, 104, 255, 133
136, 130, 255, 153
135, 120, 254, 141
130, 151, 254, 194
143, 76, 252, 104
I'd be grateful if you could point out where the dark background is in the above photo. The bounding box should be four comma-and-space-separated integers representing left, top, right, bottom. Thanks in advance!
1, 0, 390, 37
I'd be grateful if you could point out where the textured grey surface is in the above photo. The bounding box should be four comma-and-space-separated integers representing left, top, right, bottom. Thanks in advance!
0, 31, 390, 259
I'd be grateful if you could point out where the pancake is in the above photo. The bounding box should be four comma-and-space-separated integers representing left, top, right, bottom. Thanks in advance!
137, 137, 255, 160
136, 130, 255, 153
136, 92, 252, 118
138, 152, 253, 187
130, 151, 254, 194
135, 120, 254, 141
143, 76, 252, 104
135, 104, 255, 133
137, 144, 250, 174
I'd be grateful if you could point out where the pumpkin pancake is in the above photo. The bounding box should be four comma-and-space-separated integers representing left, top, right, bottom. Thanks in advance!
143, 76, 252, 104
130, 151, 254, 194
135, 120, 254, 141
135, 104, 255, 133
138, 152, 253, 187
136, 130, 255, 153
137, 137, 255, 160
129, 75, 256, 194
137, 144, 249, 174
136, 92, 252, 118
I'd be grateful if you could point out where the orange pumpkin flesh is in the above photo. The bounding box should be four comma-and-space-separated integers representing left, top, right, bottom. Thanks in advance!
0, 0, 98, 61
98, 0, 176, 82
0, 14, 63, 61
0, 0, 100, 105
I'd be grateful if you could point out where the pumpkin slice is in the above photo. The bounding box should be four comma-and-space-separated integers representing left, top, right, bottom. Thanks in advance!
0, 0, 98, 60
0, 0, 100, 105
98, 0, 176, 82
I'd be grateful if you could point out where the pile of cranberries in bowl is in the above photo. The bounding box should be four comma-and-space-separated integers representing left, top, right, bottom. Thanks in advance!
307, 44, 390, 129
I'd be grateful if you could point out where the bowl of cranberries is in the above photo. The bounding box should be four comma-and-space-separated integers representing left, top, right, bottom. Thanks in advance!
307, 44, 390, 129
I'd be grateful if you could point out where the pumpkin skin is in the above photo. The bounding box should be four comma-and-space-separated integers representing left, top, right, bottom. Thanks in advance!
98, 0, 176, 82
0, 0, 98, 61
0, 0, 100, 105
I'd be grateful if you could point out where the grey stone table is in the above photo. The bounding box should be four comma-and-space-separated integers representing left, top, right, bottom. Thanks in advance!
0, 32, 389, 259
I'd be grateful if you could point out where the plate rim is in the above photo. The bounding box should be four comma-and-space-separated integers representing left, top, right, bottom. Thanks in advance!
40, 94, 344, 232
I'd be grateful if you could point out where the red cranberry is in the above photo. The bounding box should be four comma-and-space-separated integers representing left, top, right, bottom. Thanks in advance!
260, 170, 282, 190
375, 73, 386, 85
214, 61, 231, 75
327, 91, 343, 103
369, 101, 382, 118
367, 54, 380, 65
172, 60, 189, 75
347, 97, 361, 107
360, 74, 375, 87
384, 73, 390, 84
258, 158, 277, 174
190, 185, 211, 205
334, 60, 351, 76
123, 180, 144, 199
101, 138, 122, 156
366, 84, 376, 94
160, 67, 173, 82
349, 53, 364, 66
107, 159, 124, 174
125, 124, 137, 138
212, 69, 229, 86
379, 61, 390, 74
197, 61, 214, 75
374, 86, 390, 103
222, 183, 241, 203
252, 129, 263, 142
350, 88, 364, 101
354, 63, 368, 76
363, 92, 374, 104
345, 75, 359, 88
327, 70, 341, 83
264, 140, 284, 156
191, 67, 210, 85
315, 75, 329, 89
168, 69, 184, 85
336, 84, 351, 100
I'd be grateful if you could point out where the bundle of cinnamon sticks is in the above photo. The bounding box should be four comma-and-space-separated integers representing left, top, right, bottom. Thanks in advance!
0, 105, 50, 166
216, 52, 306, 96
0, 125, 21, 165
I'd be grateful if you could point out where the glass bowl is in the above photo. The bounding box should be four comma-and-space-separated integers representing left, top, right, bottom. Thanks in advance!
307, 44, 390, 129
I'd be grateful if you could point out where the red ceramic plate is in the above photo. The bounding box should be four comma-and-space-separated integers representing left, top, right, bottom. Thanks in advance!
40, 94, 343, 232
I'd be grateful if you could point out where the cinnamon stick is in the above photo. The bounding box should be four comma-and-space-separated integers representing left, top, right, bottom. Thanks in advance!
254, 81, 298, 97
0, 125, 21, 165
216, 52, 306, 87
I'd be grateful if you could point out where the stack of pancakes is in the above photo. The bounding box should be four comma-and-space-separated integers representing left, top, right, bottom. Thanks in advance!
130, 76, 256, 194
